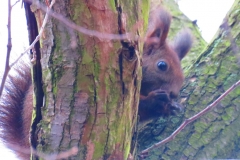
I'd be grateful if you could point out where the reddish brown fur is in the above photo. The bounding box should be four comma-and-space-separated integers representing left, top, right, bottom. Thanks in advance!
139, 7, 192, 122
0, 6, 192, 159
0, 64, 32, 159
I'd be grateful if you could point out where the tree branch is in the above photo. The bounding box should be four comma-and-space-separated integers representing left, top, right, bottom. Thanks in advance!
140, 79, 240, 158
0, 0, 13, 97
9, 0, 142, 72
10, 0, 55, 68
11, 0, 20, 8
0, 0, 55, 97
25, 0, 137, 41
7, 143, 78, 160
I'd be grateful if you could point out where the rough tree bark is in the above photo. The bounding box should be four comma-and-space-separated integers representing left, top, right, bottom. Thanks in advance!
26, 0, 149, 159
138, 0, 240, 159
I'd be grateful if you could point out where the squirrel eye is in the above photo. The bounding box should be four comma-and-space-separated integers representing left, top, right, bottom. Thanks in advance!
157, 61, 168, 71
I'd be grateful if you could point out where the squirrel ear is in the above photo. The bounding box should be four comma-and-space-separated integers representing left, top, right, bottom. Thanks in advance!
144, 6, 171, 49
172, 29, 193, 60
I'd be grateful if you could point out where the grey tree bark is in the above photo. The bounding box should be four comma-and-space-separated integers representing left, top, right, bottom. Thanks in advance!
28, 0, 149, 159
138, 0, 240, 159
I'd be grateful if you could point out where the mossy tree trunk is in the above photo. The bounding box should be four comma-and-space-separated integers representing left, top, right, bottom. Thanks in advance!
139, 0, 240, 159
28, 0, 149, 159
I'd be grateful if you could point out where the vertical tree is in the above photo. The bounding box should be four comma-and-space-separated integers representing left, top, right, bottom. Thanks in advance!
26, 0, 149, 159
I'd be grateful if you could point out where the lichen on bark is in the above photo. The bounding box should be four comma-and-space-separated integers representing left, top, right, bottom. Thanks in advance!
139, 0, 240, 159
33, 0, 149, 159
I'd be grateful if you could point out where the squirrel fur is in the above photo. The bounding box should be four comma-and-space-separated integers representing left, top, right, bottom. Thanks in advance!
0, 6, 192, 159
139, 7, 192, 122
0, 64, 32, 159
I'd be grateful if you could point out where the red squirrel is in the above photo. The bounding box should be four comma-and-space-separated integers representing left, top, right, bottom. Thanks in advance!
138, 7, 192, 122
0, 6, 192, 159
0, 64, 33, 159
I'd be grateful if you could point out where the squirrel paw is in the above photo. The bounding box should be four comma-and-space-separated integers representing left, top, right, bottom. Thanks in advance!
147, 89, 170, 102
167, 102, 183, 116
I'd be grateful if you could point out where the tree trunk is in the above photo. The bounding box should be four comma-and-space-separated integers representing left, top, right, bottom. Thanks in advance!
138, 0, 240, 159
28, 0, 149, 159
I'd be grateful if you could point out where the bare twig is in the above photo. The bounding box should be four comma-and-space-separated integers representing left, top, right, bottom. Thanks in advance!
0, 0, 13, 97
31, 146, 78, 160
0, 0, 55, 97
10, 0, 55, 68
55, 147, 78, 159
7, 143, 78, 160
26, 0, 137, 41
11, 0, 20, 8
10, 0, 142, 71
140, 79, 240, 157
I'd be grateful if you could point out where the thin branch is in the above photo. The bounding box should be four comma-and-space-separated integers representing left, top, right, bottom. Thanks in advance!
10, 0, 140, 69
28, 0, 137, 41
0, 0, 13, 97
140, 79, 240, 157
55, 147, 78, 159
11, 0, 20, 8
0, 0, 55, 97
10, 0, 55, 68
7, 143, 78, 160
31, 146, 78, 160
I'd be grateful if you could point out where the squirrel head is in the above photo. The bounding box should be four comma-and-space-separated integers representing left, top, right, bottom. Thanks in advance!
141, 6, 192, 100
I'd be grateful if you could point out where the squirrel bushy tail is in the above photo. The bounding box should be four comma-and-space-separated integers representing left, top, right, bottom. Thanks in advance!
0, 63, 32, 159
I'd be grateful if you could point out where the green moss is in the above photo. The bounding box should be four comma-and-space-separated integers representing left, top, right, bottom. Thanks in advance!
170, 117, 181, 124
220, 93, 233, 106
105, 83, 120, 112
188, 95, 199, 105
197, 80, 206, 87
111, 119, 123, 143
82, 50, 93, 64
205, 146, 218, 158
183, 146, 197, 157
93, 141, 105, 159
87, 114, 95, 124
208, 121, 225, 133
154, 154, 166, 160
200, 132, 213, 145
204, 112, 218, 122
232, 85, 240, 95
124, 141, 131, 160
216, 67, 228, 81
166, 141, 180, 152
201, 63, 218, 75
148, 1, 240, 159
194, 121, 208, 133
225, 107, 234, 117
200, 98, 210, 106
208, 81, 217, 89
188, 132, 201, 148
221, 113, 233, 125
232, 98, 240, 106
141, 0, 150, 30
71, 2, 90, 22
109, 0, 116, 11
222, 74, 239, 92
76, 46, 97, 93
52, 30, 61, 53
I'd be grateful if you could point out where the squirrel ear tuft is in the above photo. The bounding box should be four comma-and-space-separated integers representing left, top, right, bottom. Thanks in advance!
144, 6, 171, 50
172, 29, 193, 60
